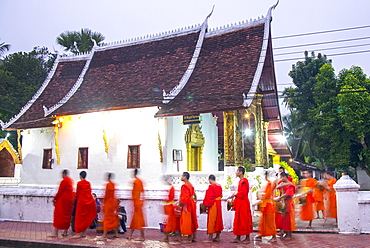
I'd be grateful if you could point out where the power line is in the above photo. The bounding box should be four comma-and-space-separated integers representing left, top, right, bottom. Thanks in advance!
274, 43, 370, 56
274, 36, 370, 50
273, 25, 370, 40
274, 49, 370, 63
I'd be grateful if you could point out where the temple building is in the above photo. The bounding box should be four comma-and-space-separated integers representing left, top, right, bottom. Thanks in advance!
0, 4, 289, 227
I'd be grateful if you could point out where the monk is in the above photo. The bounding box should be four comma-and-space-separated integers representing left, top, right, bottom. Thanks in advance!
49, 169, 75, 237
179, 172, 198, 243
203, 174, 223, 242
298, 170, 317, 228
228, 166, 253, 244
255, 171, 277, 243
127, 169, 146, 241
99, 173, 119, 240
275, 172, 296, 240
73, 171, 97, 238
161, 175, 180, 242
313, 179, 326, 219
324, 171, 337, 224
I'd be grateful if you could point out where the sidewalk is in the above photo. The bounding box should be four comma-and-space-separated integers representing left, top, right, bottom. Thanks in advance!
0, 220, 369, 248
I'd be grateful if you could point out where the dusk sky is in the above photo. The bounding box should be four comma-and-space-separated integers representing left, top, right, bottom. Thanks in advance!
1, 0, 370, 115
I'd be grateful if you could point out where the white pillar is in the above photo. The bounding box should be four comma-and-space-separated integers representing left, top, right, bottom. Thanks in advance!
334, 175, 361, 235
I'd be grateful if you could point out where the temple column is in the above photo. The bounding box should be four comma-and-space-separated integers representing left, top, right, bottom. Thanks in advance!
223, 111, 235, 166
254, 94, 265, 167
234, 109, 244, 167
262, 121, 269, 168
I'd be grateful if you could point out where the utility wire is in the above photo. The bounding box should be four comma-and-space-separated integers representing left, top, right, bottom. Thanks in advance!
274, 43, 370, 56
274, 49, 370, 63
274, 36, 370, 50
273, 24, 370, 40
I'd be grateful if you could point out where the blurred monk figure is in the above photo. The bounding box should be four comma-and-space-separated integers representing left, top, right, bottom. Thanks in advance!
127, 169, 146, 241
49, 169, 75, 237
275, 172, 296, 240
228, 166, 253, 244
298, 170, 317, 228
203, 174, 223, 242
179, 172, 198, 243
161, 175, 180, 242
255, 171, 277, 243
324, 171, 337, 224
313, 178, 326, 219
99, 173, 119, 240
73, 171, 97, 238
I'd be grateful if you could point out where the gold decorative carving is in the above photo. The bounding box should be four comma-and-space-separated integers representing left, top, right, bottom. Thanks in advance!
0, 138, 21, 164
185, 124, 205, 171
223, 111, 235, 166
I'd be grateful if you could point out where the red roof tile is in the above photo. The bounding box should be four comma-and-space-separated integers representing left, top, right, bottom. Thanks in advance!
156, 24, 265, 117
8, 60, 87, 130
54, 32, 200, 115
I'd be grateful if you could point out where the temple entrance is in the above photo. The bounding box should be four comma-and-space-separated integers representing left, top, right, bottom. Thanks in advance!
185, 124, 205, 171
0, 148, 15, 177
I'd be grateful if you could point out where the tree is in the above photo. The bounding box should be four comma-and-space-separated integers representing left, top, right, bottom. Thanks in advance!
56, 28, 105, 54
309, 64, 370, 176
0, 40, 10, 57
0, 47, 56, 121
282, 52, 332, 165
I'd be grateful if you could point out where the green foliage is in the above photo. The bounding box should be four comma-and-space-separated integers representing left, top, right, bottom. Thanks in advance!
243, 158, 254, 172
0, 47, 56, 141
224, 175, 233, 190
56, 28, 105, 54
0, 40, 11, 57
251, 174, 262, 193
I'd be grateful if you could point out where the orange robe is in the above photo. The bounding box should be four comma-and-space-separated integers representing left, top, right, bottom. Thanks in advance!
258, 180, 276, 237
164, 185, 180, 232
280, 183, 296, 231
300, 178, 317, 221
129, 177, 146, 230
233, 178, 253, 236
53, 177, 75, 230
180, 181, 198, 236
275, 181, 283, 230
203, 183, 223, 234
75, 179, 97, 233
313, 184, 326, 212
325, 178, 337, 218
103, 181, 119, 232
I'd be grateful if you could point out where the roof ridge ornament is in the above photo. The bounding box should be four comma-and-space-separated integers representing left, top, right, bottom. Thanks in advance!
162, 6, 215, 104
1, 54, 61, 130
242, 0, 279, 108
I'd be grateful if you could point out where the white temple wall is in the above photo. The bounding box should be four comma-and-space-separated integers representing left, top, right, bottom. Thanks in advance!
20, 107, 163, 188
164, 113, 218, 173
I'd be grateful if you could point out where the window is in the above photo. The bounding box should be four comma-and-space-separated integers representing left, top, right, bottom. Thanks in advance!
78, 147, 88, 169
42, 149, 53, 169
127, 145, 140, 169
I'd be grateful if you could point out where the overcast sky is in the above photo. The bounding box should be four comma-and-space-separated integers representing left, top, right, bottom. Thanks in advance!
1, 0, 370, 116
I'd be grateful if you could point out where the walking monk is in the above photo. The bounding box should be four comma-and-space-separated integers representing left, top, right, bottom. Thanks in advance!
179, 172, 198, 243
99, 173, 119, 240
127, 169, 146, 241
324, 171, 337, 224
228, 166, 253, 244
49, 169, 75, 237
313, 179, 326, 219
161, 175, 179, 242
255, 171, 277, 243
73, 171, 97, 238
298, 170, 317, 228
275, 172, 296, 240
203, 174, 223, 242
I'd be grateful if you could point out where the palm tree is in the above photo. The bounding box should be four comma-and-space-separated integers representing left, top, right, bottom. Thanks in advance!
0, 40, 11, 57
56, 28, 105, 54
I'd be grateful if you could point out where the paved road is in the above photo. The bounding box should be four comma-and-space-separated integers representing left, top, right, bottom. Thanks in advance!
0, 220, 369, 248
